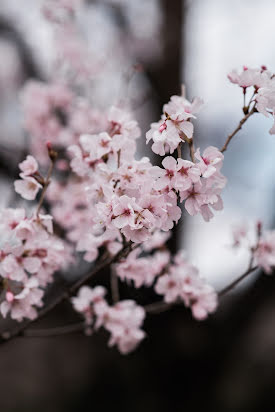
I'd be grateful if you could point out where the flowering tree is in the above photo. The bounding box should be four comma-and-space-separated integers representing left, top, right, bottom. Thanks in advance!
1, 0, 275, 355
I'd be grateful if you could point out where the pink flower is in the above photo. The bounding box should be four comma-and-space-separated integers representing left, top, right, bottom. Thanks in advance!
71, 285, 106, 326
175, 159, 200, 191
254, 231, 275, 273
195, 146, 224, 178
255, 82, 275, 134
112, 196, 140, 229
14, 177, 42, 200
164, 93, 202, 121
108, 106, 140, 140
0, 277, 43, 322
116, 249, 170, 288
18, 155, 38, 177
154, 156, 178, 190
155, 251, 217, 320
227, 66, 271, 90
191, 287, 217, 320
155, 273, 181, 303
146, 119, 182, 156
180, 181, 206, 216
103, 300, 146, 354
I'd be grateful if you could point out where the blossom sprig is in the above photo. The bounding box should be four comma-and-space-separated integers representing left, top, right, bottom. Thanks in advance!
0, 209, 70, 322
154, 251, 217, 321
71, 286, 145, 354
228, 65, 275, 136
146, 86, 203, 157
231, 221, 275, 275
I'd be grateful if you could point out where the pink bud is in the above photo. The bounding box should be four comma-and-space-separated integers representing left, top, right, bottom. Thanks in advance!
159, 122, 167, 133
261, 65, 267, 71
46, 141, 52, 150
243, 66, 248, 71
6, 291, 14, 303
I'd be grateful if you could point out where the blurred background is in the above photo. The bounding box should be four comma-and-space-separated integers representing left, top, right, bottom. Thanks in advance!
1, 0, 275, 411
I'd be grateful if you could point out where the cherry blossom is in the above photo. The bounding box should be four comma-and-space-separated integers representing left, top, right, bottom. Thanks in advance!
146, 87, 201, 156
116, 248, 170, 288
0, 208, 70, 321
155, 251, 217, 320
71, 285, 106, 329
18, 155, 38, 177
14, 177, 42, 201
102, 300, 146, 354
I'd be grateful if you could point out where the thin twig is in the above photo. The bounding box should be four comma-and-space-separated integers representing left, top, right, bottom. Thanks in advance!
218, 265, 258, 297
247, 91, 256, 111
145, 301, 174, 314
177, 143, 182, 159
188, 139, 195, 162
0, 244, 133, 344
36, 160, 55, 218
220, 105, 256, 153
117, 149, 121, 169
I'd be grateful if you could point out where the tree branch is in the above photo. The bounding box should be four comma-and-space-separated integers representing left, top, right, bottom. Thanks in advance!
220, 105, 256, 153
24, 322, 85, 338
0, 244, 133, 344
218, 266, 258, 297
36, 158, 55, 218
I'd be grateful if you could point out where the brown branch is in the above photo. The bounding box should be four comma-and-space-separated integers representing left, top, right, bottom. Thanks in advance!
146, 259, 259, 314
36, 159, 55, 218
188, 138, 195, 162
177, 143, 182, 159
218, 265, 258, 297
220, 105, 256, 153
145, 300, 174, 314
24, 322, 85, 338
181, 135, 195, 162
0, 244, 133, 344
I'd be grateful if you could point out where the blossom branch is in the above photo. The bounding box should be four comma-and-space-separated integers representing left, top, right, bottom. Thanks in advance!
144, 300, 174, 314
0, 244, 133, 344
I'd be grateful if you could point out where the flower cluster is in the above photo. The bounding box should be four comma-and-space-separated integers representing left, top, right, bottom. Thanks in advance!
146, 87, 203, 156
64, 103, 184, 260
228, 65, 275, 134
116, 247, 170, 288
72, 286, 145, 354
14, 155, 42, 200
154, 147, 226, 221
0, 209, 68, 321
155, 251, 217, 320
232, 222, 275, 274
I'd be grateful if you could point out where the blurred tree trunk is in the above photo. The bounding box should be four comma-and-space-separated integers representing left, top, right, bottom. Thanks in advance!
146, 0, 184, 254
